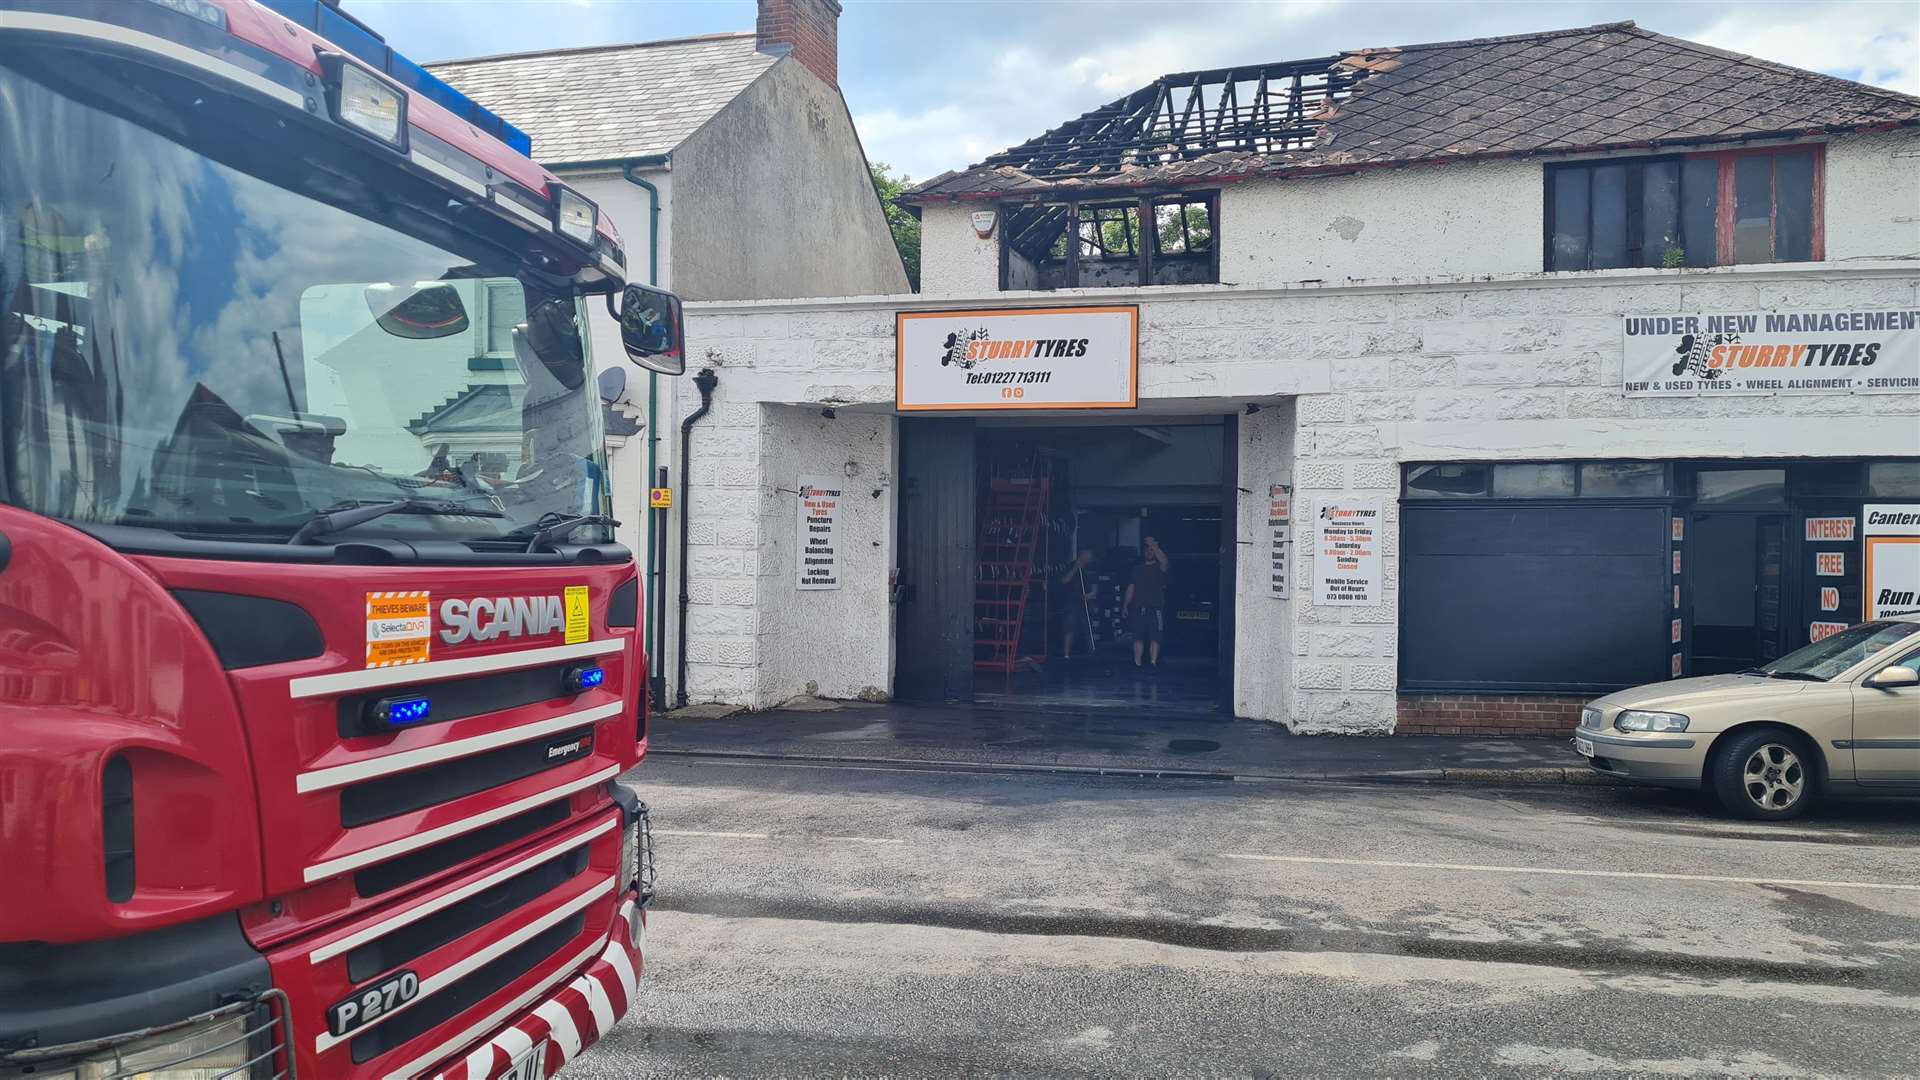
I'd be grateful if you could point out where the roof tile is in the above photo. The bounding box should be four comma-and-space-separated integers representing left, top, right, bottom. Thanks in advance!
426, 34, 777, 164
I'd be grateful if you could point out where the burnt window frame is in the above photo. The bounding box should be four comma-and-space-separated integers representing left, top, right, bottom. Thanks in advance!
999, 190, 1221, 291
1543, 144, 1824, 272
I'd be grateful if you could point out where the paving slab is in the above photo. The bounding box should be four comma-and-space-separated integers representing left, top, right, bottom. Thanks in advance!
648, 699, 1604, 784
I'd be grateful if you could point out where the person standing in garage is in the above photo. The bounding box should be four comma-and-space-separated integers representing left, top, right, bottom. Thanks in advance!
1122, 537, 1170, 670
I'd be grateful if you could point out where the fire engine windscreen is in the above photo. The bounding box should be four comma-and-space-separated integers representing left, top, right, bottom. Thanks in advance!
0, 62, 612, 547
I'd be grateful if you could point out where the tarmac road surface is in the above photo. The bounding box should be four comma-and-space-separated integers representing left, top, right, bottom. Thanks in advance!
566, 757, 1920, 1078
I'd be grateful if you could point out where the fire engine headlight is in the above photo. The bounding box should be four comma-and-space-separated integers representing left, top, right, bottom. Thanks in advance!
41, 1009, 263, 1080
552, 185, 598, 248
322, 53, 408, 151
1615, 710, 1690, 733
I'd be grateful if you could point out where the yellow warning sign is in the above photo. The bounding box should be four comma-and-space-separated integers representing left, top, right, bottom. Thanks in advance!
366, 591, 431, 668
564, 584, 590, 644
649, 487, 673, 509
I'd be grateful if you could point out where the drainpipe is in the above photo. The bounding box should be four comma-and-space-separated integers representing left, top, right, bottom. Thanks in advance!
619, 155, 669, 708
676, 367, 719, 708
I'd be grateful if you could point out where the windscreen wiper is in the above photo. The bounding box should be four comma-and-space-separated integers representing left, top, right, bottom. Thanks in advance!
1735, 667, 1826, 682
506, 513, 621, 553
287, 498, 503, 546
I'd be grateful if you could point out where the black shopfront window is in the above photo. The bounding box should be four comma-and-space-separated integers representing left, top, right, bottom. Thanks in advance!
1400, 458, 1920, 694
1546, 146, 1821, 272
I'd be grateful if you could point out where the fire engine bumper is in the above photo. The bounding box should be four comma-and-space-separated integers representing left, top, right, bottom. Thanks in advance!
418, 896, 645, 1080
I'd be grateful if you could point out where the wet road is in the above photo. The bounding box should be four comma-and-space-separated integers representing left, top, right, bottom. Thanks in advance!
572, 757, 1920, 1078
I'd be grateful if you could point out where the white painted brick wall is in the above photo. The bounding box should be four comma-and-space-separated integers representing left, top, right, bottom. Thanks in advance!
677, 261, 1920, 728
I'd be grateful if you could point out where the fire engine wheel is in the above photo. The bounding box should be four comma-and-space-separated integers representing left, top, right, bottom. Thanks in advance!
1709, 727, 1815, 821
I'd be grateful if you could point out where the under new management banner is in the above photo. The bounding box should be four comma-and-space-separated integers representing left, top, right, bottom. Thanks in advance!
896, 306, 1138, 411
1623, 308, 1920, 397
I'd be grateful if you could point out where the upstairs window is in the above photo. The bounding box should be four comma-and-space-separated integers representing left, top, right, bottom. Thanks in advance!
1001, 193, 1217, 290
1546, 145, 1821, 271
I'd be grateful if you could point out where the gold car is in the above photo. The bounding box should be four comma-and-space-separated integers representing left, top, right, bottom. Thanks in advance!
1577, 616, 1920, 819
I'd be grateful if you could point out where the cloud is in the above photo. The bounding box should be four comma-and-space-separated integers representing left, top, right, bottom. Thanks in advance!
839, 0, 1920, 182
1690, 1, 1919, 95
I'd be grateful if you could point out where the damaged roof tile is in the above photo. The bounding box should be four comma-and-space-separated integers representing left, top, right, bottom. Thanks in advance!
906, 20, 1920, 201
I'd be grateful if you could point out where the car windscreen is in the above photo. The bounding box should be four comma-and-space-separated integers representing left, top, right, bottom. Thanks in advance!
1764, 621, 1920, 681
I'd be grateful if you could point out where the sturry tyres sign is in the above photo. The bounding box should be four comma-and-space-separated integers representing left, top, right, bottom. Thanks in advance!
1623, 308, 1920, 397
895, 306, 1137, 411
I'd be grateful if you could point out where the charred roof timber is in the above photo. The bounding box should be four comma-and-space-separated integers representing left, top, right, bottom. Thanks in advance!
978, 56, 1372, 180
908, 22, 1920, 204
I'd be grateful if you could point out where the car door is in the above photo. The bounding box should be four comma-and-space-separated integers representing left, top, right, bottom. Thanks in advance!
1852, 644, 1920, 783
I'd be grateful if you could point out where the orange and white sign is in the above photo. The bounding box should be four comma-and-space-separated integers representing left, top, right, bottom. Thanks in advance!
366, 591, 431, 668
1865, 504, 1920, 618
896, 306, 1137, 411
1624, 309, 1920, 396
1313, 499, 1382, 607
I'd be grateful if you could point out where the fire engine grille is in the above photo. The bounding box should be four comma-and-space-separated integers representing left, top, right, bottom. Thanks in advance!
354, 802, 569, 898
338, 726, 595, 828
346, 846, 591, 982
349, 913, 585, 1064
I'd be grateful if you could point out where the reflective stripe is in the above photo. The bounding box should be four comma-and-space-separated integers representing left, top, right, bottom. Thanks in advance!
316, 876, 612, 1052
0, 11, 304, 109
289, 639, 624, 699
387, 938, 601, 1080
533, 998, 582, 1061
297, 702, 624, 793
491, 189, 550, 229
411, 148, 486, 195
582, 968, 616, 1037
308, 817, 614, 963
303, 766, 616, 882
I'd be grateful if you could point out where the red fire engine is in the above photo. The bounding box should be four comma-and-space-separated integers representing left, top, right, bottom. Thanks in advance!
0, 0, 685, 1075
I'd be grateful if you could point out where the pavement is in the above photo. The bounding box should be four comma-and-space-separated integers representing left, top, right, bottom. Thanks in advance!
577, 756, 1920, 1078
651, 699, 1601, 785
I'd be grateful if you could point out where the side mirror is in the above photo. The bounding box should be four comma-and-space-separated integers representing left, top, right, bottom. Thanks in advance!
1867, 664, 1919, 689
366, 282, 470, 339
614, 283, 685, 375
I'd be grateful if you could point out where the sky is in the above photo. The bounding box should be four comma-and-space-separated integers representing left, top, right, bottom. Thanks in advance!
354, 0, 1920, 182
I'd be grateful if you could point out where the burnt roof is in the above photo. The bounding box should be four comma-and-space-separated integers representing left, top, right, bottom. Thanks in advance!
906, 21, 1920, 201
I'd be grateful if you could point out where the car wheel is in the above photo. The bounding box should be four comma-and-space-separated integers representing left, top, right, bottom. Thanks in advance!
1709, 728, 1816, 821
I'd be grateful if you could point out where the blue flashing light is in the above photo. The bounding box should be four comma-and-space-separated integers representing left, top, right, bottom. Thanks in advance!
371, 695, 432, 728
565, 665, 606, 694
262, 0, 535, 158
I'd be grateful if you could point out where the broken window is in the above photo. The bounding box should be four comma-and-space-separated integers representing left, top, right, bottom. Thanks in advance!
1546, 146, 1821, 272
1003, 194, 1217, 290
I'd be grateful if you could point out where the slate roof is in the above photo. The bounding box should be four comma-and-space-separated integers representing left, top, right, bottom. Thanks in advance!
907, 21, 1920, 201
426, 33, 778, 166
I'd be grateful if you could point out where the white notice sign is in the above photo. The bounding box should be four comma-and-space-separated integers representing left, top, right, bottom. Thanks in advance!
1268, 485, 1291, 599
1864, 504, 1920, 618
1623, 309, 1920, 397
1314, 499, 1383, 607
796, 475, 841, 590
895, 306, 1137, 411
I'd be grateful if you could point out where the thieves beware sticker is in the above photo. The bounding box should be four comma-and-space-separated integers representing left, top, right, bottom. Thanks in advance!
366, 591, 431, 668
564, 585, 590, 644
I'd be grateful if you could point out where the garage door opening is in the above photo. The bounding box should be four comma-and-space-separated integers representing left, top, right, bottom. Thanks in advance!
969, 417, 1233, 716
